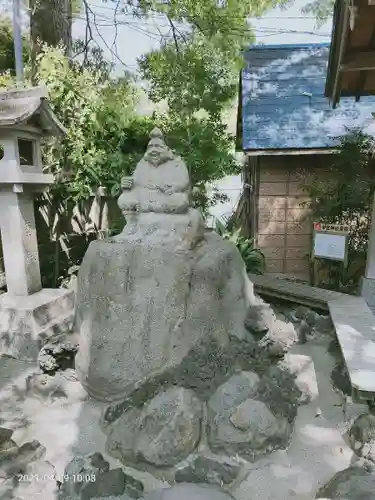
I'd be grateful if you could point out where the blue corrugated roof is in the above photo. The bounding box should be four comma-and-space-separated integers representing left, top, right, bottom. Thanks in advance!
241, 43, 375, 151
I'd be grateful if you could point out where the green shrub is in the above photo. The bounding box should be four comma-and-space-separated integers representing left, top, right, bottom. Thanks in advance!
300, 129, 375, 294
215, 219, 266, 274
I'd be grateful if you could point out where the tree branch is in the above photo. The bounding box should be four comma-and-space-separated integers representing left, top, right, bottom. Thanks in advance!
167, 15, 180, 53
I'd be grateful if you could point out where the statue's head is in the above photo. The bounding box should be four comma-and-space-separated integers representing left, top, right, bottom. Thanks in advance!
144, 128, 174, 167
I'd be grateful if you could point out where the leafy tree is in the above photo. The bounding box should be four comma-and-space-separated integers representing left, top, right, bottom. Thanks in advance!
30, 0, 73, 78
135, 0, 289, 117
110, 113, 240, 216
0, 14, 109, 76
30, 45, 136, 200
215, 219, 266, 274
28, 0, 81, 74
301, 0, 334, 27
0, 15, 29, 72
130, 0, 287, 212
0, 44, 137, 285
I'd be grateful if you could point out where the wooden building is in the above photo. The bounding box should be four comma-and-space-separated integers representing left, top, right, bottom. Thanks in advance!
237, 42, 375, 280
325, 0, 375, 309
326, 0, 375, 106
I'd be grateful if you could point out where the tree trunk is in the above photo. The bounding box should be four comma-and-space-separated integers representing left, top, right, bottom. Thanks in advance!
233, 157, 255, 239
30, 0, 72, 78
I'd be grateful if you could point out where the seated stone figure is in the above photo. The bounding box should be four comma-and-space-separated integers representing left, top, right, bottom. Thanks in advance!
118, 127, 190, 215
116, 127, 204, 250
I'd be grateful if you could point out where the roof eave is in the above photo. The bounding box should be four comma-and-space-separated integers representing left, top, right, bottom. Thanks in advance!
325, 0, 348, 107
244, 147, 339, 156
0, 86, 67, 137
39, 99, 67, 137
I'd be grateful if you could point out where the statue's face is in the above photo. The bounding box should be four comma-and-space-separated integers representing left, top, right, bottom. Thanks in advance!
144, 139, 172, 166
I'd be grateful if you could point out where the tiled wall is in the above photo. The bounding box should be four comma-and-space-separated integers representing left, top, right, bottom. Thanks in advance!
256, 155, 323, 280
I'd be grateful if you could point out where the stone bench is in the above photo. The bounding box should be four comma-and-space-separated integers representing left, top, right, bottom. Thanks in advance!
249, 273, 345, 312
249, 274, 375, 403
328, 296, 375, 403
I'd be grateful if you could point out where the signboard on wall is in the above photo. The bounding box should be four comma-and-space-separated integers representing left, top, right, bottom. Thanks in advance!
312, 223, 349, 265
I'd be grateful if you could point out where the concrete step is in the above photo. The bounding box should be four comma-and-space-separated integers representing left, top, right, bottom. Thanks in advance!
0, 288, 75, 361
36, 310, 75, 350
328, 296, 375, 403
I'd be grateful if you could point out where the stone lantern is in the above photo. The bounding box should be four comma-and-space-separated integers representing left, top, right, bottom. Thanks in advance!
0, 86, 75, 360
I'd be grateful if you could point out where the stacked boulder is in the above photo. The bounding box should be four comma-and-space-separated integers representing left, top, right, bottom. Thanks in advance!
71, 130, 303, 491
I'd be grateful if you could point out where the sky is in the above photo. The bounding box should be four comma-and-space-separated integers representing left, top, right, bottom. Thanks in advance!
73, 0, 333, 76
71, 0, 333, 221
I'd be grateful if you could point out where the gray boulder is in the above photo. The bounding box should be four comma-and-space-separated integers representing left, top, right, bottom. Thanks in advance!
206, 371, 295, 461
144, 483, 234, 500
58, 452, 144, 500
258, 319, 298, 357
331, 361, 351, 396
25, 372, 67, 401
349, 413, 375, 463
0, 436, 57, 500
75, 232, 252, 403
315, 466, 375, 499
314, 314, 334, 333
101, 333, 278, 430
106, 387, 202, 467
0, 439, 46, 478
292, 306, 311, 321
244, 302, 275, 337
1, 459, 58, 499
174, 456, 241, 486
0, 427, 13, 446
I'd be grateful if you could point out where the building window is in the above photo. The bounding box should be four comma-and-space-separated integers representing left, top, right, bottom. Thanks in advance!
18, 138, 34, 165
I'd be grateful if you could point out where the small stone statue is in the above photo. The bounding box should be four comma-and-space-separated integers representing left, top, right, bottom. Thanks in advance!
116, 128, 204, 250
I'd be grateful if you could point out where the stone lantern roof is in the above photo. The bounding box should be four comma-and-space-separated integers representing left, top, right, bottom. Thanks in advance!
0, 86, 67, 136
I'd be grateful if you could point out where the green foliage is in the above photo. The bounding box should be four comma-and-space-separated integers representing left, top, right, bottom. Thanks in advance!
113, 113, 240, 215
301, 0, 334, 27
300, 130, 375, 253
72, 39, 114, 80
136, 0, 289, 118
0, 15, 29, 73
159, 114, 240, 214
0, 44, 137, 286
31, 45, 136, 202
300, 129, 375, 293
0, 16, 112, 77
139, 38, 239, 120
215, 219, 266, 275
131, 0, 288, 216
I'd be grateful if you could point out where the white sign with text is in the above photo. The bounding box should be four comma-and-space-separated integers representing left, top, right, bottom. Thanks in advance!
313, 231, 347, 261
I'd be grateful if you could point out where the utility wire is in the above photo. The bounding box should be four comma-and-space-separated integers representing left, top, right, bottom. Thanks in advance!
17, 2, 330, 72
89, 5, 326, 21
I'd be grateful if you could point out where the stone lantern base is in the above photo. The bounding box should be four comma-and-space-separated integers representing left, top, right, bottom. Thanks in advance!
0, 288, 75, 361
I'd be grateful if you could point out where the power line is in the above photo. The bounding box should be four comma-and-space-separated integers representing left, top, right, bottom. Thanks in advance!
91, 5, 326, 21
75, 15, 331, 38
69, 4, 333, 71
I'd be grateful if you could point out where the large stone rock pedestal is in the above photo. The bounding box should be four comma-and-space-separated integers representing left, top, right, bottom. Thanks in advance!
0, 288, 75, 361
74, 231, 251, 403
74, 129, 301, 487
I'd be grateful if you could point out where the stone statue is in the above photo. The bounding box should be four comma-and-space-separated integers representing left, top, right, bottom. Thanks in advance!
116, 127, 204, 250
72, 126, 300, 492
74, 127, 257, 405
